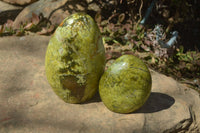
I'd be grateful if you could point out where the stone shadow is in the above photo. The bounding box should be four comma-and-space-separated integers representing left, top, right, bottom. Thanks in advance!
83, 91, 175, 114
0, 9, 22, 25
135, 92, 175, 113
83, 91, 102, 104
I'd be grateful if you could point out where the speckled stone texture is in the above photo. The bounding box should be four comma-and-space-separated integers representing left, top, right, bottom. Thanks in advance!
99, 55, 151, 113
45, 13, 105, 103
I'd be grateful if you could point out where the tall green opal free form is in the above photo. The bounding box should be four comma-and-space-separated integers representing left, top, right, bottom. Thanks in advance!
99, 55, 152, 113
45, 13, 105, 103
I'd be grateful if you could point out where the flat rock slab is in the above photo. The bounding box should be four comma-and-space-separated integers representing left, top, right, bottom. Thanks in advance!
1, 0, 38, 6
0, 1, 22, 12
13, 0, 87, 29
0, 35, 200, 133
12, 0, 102, 29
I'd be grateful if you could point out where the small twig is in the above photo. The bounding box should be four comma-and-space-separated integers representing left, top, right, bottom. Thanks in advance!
108, 12, 119, 22
138, 0, 143, 22
127, 0, 136, 4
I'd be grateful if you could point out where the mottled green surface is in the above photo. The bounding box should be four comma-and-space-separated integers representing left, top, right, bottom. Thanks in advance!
45, 13, 105, 103
99, 55, 152, 113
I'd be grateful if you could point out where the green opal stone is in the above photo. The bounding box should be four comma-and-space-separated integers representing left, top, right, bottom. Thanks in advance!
99, 55, 152, 113
45, 13, 105, 103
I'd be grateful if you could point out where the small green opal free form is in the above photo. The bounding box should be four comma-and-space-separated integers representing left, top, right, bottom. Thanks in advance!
99, 55, 152, 113
45, 13, 105, 103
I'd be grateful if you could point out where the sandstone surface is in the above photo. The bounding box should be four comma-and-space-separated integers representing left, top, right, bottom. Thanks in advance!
0, 35, 199, 133
12, 0, 102, 29
1, 0, 38, 5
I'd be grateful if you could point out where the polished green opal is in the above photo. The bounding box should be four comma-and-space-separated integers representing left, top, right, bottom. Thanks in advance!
99, 55, 152, 113
45, 13, 105, 103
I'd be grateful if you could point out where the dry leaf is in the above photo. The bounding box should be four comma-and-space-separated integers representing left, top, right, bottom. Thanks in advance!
151, 57, 155, 64
106, 51, 113, 60
118, 13, 125, 23
31, 12, 40, 25
24, 23, 34, 30
47, 25, 55, 33
141, 44, 150, 51
0, 25, 4, 33
95, 12, 101, 24
5, 19, 14, 28
37, 25, 54, 35
37, 27, 48, 35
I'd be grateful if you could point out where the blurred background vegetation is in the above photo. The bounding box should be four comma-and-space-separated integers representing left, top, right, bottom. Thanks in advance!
0, 0, 199, 92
